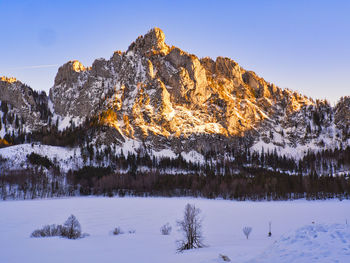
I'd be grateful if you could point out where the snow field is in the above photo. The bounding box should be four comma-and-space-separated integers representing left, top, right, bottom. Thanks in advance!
248, 223, 350, 263
0, 197, 349, 263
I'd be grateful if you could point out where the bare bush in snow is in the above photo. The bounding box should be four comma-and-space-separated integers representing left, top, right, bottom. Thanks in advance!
243, 226, 252, 239
31, 224, 63, 238
160, 223, 172, 235
31, 215, 85, 239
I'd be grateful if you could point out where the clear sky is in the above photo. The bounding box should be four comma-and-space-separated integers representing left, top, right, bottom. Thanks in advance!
0, 0, 349, 103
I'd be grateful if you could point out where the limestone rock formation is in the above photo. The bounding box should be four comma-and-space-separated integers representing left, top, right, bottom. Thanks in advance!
1, 28, 349, 157
49, 28, 334, 153
335, 96, 350, 140
0, 76, 49, 132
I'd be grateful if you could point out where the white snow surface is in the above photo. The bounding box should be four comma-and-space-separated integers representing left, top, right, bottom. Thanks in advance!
0, 197, 349, 263
248, 223, 350, 263
181, 150, 205, 164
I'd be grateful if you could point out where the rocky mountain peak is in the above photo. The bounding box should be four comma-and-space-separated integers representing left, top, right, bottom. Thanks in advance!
54, 60, 88, 86
45, 28, 350, 155
0, 76, 18, 83
71, 60, 86, 72
127, 27, 170, 55
0, 76, 49, 131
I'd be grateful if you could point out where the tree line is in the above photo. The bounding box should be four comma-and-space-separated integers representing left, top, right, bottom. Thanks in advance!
1, 164, 349, 201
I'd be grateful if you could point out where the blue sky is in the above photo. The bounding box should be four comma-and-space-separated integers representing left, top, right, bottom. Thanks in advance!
0, 0, 349, 103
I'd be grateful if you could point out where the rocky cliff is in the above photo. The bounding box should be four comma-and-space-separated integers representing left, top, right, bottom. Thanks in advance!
1, 28, 349, 157
47, 28, 349, 156
0, 76, 49, 137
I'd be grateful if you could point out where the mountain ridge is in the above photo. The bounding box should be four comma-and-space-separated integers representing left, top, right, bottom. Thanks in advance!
0, 28, 349, 159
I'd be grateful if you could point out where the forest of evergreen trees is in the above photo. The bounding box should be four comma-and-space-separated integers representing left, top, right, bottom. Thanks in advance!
1, 110, 350, 201
0, 145, 349, 201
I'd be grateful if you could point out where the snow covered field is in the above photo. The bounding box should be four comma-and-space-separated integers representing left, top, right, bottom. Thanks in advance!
0, 197, 349, 263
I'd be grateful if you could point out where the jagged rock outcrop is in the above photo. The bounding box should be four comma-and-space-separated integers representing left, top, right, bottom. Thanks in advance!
46, 28, 313, 152
2, 28, 350, 156
127, 27, 170, 56
335, 96, 350, 140
0, 76, 49, 132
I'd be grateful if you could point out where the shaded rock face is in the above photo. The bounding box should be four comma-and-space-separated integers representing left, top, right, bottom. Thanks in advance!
0, 77, 49, 131
45, 28, 349, 153
335, 96, 350, 140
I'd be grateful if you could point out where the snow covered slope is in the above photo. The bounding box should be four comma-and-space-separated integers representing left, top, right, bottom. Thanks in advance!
0, 143, 82, 173
0, 197, 349, 263
248, 223, 350, 263
0, 142, 207, 176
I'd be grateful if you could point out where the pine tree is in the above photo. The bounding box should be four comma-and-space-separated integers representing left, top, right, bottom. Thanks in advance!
62, 215, 81, 239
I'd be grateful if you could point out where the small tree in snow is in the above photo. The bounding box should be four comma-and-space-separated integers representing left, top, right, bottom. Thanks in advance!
243, 226, 252, 239
160, 223, 172, 235
61, 214, 82, 239
177, 203, 205, 252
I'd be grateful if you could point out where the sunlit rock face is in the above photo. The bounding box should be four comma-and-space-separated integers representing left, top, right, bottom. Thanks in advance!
48, 28, 348, 153
127, 27, 170, 56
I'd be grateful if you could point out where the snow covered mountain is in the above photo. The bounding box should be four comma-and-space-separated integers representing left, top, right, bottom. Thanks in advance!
1, 28, 350, 168
0, 76, 50, 141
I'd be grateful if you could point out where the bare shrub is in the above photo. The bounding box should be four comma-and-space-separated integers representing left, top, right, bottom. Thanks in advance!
160, 223, 172, 235
113, 227, 124, 235
243, 226, 252, 239
177, 203, 205, 251
30, 215, 85, 239
31, 224, 63, 238
31, 229, 43, 238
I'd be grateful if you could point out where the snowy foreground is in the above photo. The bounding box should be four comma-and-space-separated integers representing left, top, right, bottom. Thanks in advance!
0, 197, 349, 263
